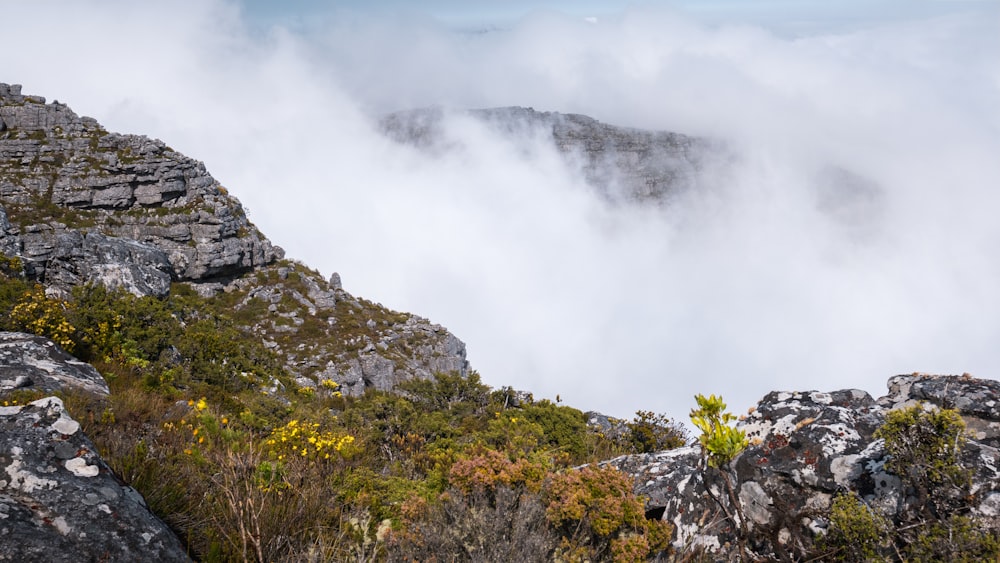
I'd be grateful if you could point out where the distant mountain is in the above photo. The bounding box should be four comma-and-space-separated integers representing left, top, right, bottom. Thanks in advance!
381, 106, 722, 204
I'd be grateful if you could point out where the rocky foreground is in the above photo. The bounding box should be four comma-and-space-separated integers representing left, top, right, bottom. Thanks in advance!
0, 332, 190, 561
606, 373, 1000, 558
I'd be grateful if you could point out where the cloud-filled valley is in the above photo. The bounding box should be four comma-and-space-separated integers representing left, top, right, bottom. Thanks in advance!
3, 0, 999, 421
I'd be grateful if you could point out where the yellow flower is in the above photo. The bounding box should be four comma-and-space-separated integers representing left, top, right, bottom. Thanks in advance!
221, 417, 228, 425
195, 398, 208, 411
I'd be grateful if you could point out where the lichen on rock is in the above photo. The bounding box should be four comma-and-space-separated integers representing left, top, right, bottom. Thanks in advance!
0, 395, 190, 561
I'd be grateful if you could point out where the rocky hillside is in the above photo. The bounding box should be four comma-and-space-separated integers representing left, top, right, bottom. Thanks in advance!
0, 83, 468, 395
381, 106, 720, 204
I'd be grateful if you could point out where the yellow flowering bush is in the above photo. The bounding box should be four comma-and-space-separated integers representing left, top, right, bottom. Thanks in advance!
9, 288, 78, 352
320, 378, 343, 397
264, 419, 355, 461
163, 397, 231, 457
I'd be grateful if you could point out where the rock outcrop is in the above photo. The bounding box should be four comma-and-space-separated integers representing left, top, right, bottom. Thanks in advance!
606, 374, 1000, 559
218, 262, 469, 396
0, 331, 189, 561
0, 82, 281, 296
381, 106, 720, 203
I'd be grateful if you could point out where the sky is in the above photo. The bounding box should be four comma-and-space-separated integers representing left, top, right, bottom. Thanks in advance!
2, 0, 999, 422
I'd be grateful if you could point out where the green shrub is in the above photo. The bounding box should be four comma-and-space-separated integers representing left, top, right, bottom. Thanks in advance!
875, 404, 970, 517
690, 394, 747, 468
820, 493, 890, 561
627, 410, 687, 454
905, 514, 1000, 562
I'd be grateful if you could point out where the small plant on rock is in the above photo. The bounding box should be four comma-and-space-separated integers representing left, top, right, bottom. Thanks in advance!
690, 394, 747, 469
690, 394, 750, 552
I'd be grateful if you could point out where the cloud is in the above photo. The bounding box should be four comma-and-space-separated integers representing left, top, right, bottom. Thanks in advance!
2, 1, 999, 422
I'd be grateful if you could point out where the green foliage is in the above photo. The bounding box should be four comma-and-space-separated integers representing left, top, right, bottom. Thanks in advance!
820, 493, 890, 561
690, 394, 748, 468
0, 254, 22, 277
518, 400, 589, 460
68, 283, 177, 366
6, 285, 78, 351
905, 514, 1000, 562
0, 262, 690, 561
869, 404, 999, 561
627, 410, 687, 454
875, 404, 969, 503
398, 370, 491, 415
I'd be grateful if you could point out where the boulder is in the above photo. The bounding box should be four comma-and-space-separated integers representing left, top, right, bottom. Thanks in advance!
0, 332, 108, 397
0, 396, 191, 562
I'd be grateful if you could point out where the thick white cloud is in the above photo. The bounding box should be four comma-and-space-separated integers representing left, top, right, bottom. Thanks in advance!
2, 1, 999, 421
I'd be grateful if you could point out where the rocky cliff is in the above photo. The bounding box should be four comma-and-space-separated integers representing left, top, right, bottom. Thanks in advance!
606, 374, 1000, 559
0, 82, 472, 558
0, 83, 468, 395
0, 83, 280, 296
381, 106, 720, 204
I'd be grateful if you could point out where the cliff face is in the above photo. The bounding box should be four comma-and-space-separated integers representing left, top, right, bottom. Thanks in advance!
0, 83, 280, 296
0, 83, 468, 395
607, 374, 1000, 559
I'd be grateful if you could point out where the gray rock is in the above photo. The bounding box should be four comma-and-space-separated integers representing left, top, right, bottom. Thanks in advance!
0, 396, 190, 562
0, 332, 108, 397
19, 228, 172, 298
604, 374, 1000, 560
2, 83, 470, 397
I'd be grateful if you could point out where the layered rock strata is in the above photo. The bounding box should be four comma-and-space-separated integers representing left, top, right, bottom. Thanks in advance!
0, 82, 280, 297
0, 83, 469, 394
